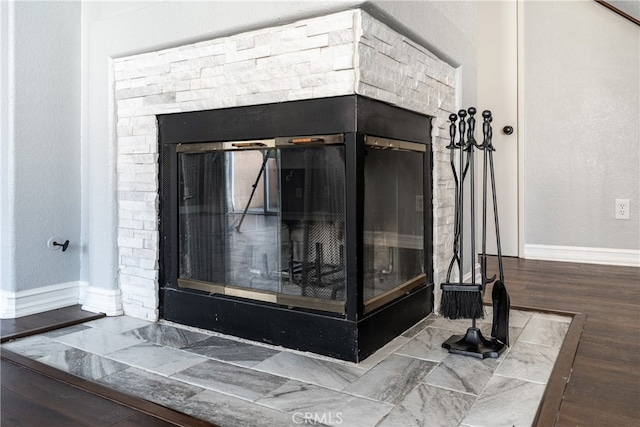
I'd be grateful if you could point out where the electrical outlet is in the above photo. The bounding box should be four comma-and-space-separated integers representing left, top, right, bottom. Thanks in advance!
615, 199, 630, 220
416, 195, 424, 212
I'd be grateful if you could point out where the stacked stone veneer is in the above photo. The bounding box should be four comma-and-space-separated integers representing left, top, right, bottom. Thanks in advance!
114, 9, 456, 321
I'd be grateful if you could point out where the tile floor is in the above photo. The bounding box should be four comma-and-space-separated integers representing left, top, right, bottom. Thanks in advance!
2, 308, 571, 427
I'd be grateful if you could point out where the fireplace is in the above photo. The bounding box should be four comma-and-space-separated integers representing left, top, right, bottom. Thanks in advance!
158, 95, 433, 361
112, 9, 457, 363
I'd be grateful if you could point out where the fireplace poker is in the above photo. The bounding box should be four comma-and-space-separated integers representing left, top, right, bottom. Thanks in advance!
467, 107, 483, 321
480, 113, 497, 292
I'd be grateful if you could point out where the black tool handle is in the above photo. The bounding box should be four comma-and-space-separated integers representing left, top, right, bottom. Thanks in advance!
467, 108, 476, 287
480, 111, 496, 287
445, 113, 460, 282
458, 110, 467, 149
447, 113, 457, 150
483, 110, 504, 282
457, 110, 467, 283
467, 107, 477, 149
481, 110, 494, 150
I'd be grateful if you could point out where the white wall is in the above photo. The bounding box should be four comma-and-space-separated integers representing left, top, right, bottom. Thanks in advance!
80, 0, 478, 307
1, 1, 81, 293
523, 1, 640, 255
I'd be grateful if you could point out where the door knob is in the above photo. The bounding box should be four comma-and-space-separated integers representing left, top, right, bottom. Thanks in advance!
503, 126, 514, 135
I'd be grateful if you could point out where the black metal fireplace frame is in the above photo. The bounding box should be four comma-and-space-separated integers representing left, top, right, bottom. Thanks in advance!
158, 95, 433, 362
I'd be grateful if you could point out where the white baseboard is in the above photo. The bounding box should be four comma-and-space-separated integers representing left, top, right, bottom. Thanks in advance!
82, 286, 123, 316
524, 244, 640, 267
0, 281, 82, 319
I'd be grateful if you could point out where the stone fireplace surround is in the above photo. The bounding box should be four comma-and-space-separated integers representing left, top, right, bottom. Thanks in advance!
110, 9, 456, 322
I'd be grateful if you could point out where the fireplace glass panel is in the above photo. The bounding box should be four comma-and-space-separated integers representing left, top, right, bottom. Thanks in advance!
363, 147, 425, 302
178, 144, 347, 309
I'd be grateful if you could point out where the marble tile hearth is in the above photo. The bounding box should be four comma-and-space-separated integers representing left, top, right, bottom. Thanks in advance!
2, 309, 571, 427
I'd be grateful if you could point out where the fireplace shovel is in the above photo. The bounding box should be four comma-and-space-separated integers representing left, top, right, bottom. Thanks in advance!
480, 111, 510, 346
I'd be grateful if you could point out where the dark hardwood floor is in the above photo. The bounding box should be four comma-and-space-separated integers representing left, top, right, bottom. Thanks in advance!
1, 307, 215, 427
1, 259, 638, 426
1, 357, 178, 427
1, 305, 104, 343
484, 256, 640, 427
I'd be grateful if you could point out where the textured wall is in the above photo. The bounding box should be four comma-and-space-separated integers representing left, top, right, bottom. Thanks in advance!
2, 1, 81, 292
524, 1, 639, 250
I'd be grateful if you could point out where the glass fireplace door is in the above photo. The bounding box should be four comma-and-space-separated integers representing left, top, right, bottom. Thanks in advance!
362, 137, 427, 313
177, 138, 347, 313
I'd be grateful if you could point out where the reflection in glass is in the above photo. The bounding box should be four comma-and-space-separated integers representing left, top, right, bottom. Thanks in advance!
178, 146, 347, 303
363, 147, 424, 301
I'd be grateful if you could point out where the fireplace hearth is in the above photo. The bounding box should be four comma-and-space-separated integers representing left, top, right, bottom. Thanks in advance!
159, 95, 433, 362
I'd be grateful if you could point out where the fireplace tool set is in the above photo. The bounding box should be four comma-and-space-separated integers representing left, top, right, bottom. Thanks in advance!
439, 108, 510, 359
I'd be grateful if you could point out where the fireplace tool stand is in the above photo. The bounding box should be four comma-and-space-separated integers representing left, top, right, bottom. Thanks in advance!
439, 108, 507, 359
